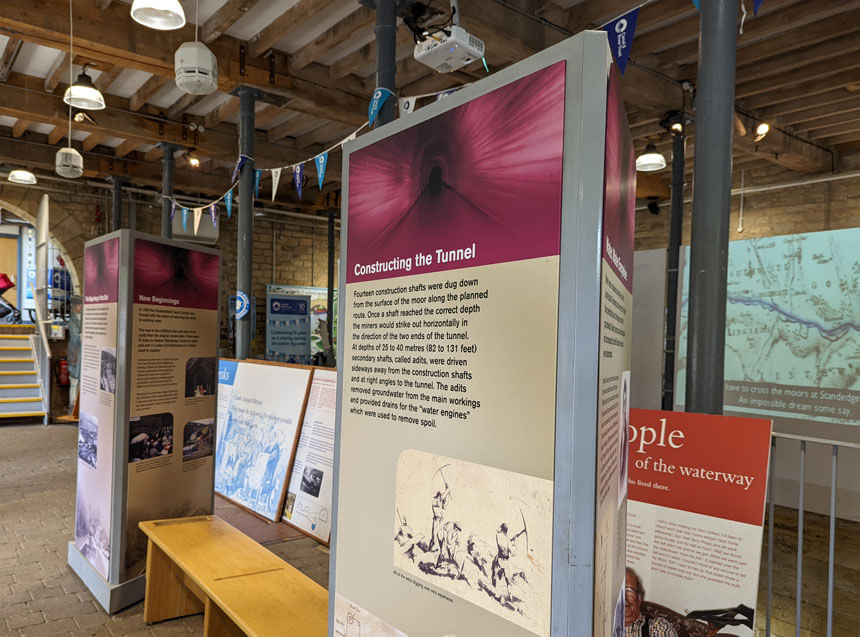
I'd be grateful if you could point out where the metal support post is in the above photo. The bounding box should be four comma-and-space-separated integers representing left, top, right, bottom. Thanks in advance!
110, 176, 126, 231
686, 0, 737, 413
374, 0, 397, 126
235, 86, 257, 360
662, 130, 685, 410
326, 210, 336, 367
160, 143, 178, 238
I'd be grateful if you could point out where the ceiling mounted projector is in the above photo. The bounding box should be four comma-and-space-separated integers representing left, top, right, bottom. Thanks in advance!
55, 147, 84, 179
175, 42, 218, 95
414, 25, 484, 73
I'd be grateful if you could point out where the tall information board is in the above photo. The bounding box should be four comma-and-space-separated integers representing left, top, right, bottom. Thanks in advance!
331, 32, 634, 637
69, 230, 220, 612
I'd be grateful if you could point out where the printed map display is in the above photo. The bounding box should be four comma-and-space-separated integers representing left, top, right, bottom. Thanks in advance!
675, 228, 860, 425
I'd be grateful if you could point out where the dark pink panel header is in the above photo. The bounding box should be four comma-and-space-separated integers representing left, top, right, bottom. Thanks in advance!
133, 239, 219, 310
84, 238, 119, 304
346, 62, 566, 284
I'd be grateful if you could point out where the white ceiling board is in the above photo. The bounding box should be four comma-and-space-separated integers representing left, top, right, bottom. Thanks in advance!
151, 83, 185, 109
0, 35, 9, 51
108, 69, 152, 99
12, 43, 62, 79
269, 0, 364, 54
312, 28, 376, 66
139, 143, 156, 152
225, 0, 302, 42
70, 130, 88, 142
0, 116, 17, 128
186, 91, 232, 116
101, 136, 124, 147
29, 123, 55, 135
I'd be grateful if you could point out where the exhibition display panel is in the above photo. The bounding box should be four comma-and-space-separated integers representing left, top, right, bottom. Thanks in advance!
69, 230, 221, 612
330, 32, 634, 637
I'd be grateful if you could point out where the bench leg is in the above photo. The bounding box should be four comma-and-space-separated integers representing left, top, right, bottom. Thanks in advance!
143, 540, 205, 623
204, 597, 246, 637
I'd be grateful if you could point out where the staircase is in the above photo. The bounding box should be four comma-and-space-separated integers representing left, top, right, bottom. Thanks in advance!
0, 325, 46, 422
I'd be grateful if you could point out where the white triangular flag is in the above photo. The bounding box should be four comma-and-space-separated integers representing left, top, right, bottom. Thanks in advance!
399, 96, 416, 117
271, 167, 282, 202
193, 207, 203, 234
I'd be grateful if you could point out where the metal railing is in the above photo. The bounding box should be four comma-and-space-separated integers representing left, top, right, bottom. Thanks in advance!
28, 285, 52, 425
765, 432, 860, 637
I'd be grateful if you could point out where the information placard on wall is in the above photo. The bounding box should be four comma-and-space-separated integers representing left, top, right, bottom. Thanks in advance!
282, 368, 337, 543
626, 409, 772, 637
215, 359, 313, 521
331, 33, 632, 637
266, 293, 312, 363
268, 284, 338, 356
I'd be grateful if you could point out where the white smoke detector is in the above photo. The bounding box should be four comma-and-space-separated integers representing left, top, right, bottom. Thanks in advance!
175, 41, 218, 95
55, 147, 84, 179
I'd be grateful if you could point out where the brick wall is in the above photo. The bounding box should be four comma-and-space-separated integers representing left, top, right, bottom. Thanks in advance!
635, 152, 860, 251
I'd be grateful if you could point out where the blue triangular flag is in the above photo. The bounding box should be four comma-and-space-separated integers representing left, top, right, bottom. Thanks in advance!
315, 152, 328, 190
603, 8, 639, 75
170, 201, 176, 220
231, 156, 247, 182
753, 0, 763, 14
691, 0, 699, 8
293, 164, 303, 200
225, 189, 233, 219
368, 87, 395, 127
254, 169, 262, 198
181, 207, 188, 232
209, 204, 217, 228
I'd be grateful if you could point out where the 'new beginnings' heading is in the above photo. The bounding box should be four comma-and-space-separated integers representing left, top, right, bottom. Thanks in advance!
354, 243, 476, 279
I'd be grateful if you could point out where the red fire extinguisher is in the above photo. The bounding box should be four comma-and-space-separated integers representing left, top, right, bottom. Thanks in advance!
54, 356, 70, 387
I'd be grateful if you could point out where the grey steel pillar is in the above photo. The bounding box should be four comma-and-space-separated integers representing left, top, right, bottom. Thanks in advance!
110, 177, 126, 231
374, 0, 397, 126
662, 130, 685, 410
235, 86, 257, 361
160, 143, 178, 238
326, 210, 336, 367
685, 0, 737, 414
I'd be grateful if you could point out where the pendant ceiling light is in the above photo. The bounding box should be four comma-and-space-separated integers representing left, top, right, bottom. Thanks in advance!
57, 0, 84, 179
131, 0, 187, 31
635, 143, 667, 172
7, 169, 37, 185
63, 65, 106, 111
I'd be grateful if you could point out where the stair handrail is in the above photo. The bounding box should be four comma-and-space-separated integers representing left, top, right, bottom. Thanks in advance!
28, 282, 52, 424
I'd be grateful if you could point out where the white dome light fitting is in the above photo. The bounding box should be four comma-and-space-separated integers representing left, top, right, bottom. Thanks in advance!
175, 41, 218, 95
8, 169, 37, 185
635, 143, 667, 172
55, 147, 84, 179
131, 0, 186, 30
63, 70, 106, 111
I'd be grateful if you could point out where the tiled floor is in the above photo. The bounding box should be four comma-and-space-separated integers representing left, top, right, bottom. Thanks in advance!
0, 423, 329, 636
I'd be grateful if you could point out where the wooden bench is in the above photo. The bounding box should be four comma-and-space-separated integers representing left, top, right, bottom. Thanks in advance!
139, 516, 328, 636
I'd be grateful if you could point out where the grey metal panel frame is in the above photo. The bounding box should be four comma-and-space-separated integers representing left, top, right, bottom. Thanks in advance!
328, 30, 613, 636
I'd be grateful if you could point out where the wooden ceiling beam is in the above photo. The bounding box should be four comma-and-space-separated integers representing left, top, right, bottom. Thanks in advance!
267, 113, 326, 143
791, 103, 860, 132
296, 121, 353, 149
819, 131, 860, 147
44, 52, 70, 93
733, 112, 832, 173
248, 0, 340, 58
0, 37, 22, 81
290, 7, 376, 71
47, 126, 65, 145
114, 140, 141, 158
201, 0, 263, 44
805, 118, 860, 141
94, 0, 113, 9
129, 75, 171, 111
742, 66, 860, 111
330, 27, 413, 80
203, 96, 240, 129
253, 104, 286, 130
655, 0, 850, 69
166, 93, 205, 120
736, 60, 860, 101
759, 88, 860, 121
94, 64, 124, 92
12, 119, 30, 138
144, 146, 164, 162
82, 132, 105, 151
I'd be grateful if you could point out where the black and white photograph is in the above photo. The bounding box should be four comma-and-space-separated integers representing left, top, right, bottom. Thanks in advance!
185, 357, 217, 397
182, 418, 214, 461
77, 411, 98, 469
74, 481, 110, 579
99, 347, 116, 394
129, 412, 174, 462
300, 466, 324, 498
393, 450, 553, 637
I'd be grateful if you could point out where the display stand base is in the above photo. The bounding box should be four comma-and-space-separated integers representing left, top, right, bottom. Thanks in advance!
67, 542, 145, 613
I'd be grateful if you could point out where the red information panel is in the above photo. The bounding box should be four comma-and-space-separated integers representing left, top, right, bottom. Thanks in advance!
625, 409, 772, 637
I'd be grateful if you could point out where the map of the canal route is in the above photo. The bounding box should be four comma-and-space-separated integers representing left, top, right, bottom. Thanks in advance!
675, 228, 860, 425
